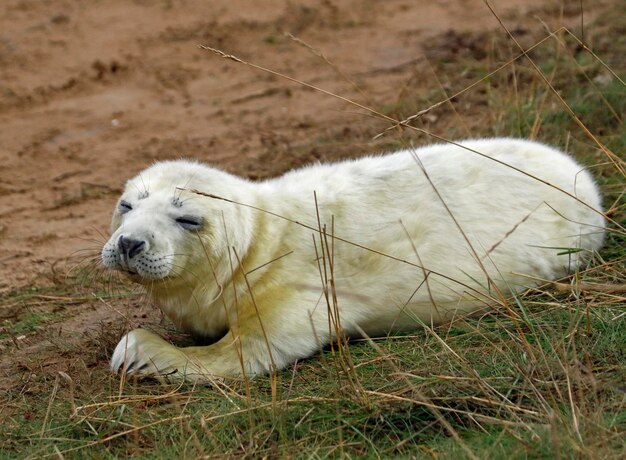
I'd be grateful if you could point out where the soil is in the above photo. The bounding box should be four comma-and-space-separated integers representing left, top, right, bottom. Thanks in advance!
0, 0, 607, 392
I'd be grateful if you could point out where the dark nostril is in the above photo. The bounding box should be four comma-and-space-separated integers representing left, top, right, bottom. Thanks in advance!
118, 236, 146, 259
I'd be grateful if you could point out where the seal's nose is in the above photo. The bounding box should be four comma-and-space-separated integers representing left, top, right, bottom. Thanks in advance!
118, 236, 146, 260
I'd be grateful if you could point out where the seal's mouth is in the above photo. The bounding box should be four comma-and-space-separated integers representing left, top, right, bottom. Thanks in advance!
117, 257, 151, 282
102, 243, 175, 284
119, 269, 174, 285
120, 269, 142, 283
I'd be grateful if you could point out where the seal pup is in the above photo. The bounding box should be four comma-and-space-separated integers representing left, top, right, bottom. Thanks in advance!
102, 138, 605, 381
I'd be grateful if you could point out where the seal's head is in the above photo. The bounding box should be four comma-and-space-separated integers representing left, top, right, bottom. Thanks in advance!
101, 160, 251, 286
101, 161, 210, 283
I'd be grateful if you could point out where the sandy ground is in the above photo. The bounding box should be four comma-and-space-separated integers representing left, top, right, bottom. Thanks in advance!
0, 0, 561, 289
0, 0, 607, 392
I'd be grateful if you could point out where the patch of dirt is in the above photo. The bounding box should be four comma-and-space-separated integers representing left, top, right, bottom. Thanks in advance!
0, 0, 610, 392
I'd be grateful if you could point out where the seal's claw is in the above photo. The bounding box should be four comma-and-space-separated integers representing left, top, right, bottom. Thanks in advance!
111, 329, 186, 379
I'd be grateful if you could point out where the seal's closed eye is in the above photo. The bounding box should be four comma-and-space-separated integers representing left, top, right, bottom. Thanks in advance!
175, 216, 203, 231
119, 200, 132, 214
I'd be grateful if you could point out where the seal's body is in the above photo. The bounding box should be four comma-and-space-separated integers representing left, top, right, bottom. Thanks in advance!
103, 138, 604, 381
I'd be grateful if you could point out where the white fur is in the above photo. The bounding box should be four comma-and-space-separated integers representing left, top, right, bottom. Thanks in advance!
103, 138, 605, 381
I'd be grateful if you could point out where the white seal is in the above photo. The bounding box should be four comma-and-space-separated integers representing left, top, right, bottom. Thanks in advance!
103, 138, 605, 381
